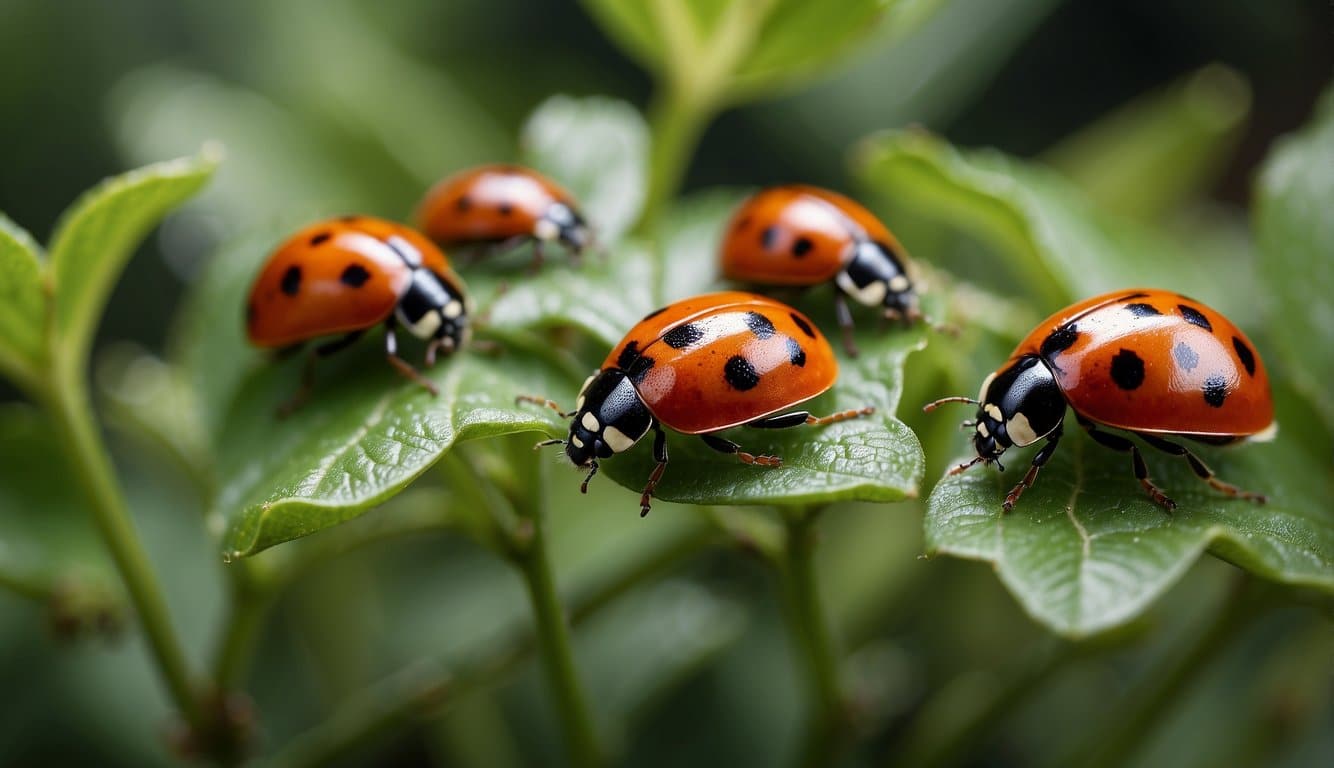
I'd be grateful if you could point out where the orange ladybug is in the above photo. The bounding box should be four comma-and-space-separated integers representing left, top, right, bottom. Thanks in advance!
246, 215, 470, 407
519, 291, 874, 515
926, 289, 1276, 511
720, 185, 920, 355
415, 164, 591, 268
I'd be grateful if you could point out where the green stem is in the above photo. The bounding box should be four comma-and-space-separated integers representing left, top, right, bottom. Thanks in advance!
0, 565, 55, 603
1057, 573, 1267, 768
213, 563, 274, 691
511, 466, 603, 768
779, 509, 846, 768
45, 371, 204, 729
638, 84, 716, 235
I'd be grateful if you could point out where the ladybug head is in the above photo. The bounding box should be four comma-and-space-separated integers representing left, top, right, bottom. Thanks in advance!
837, 241, 919, 320
396, 269, 470, 354
563, 369, 653, 478
537, 202, 592, 254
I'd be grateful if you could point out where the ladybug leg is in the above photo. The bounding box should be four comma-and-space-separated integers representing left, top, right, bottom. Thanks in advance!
833, 293, 860, 357
699, 433, 782, 467
277, 331, 363, 417
1079, 419, 1175, 510
639, 425, 669, 517
748, 408, 875, 429
1136, 433, 1267, 505
1002, 423, 1063, 511
383, 319, 440, 397
529, 241, 545, 273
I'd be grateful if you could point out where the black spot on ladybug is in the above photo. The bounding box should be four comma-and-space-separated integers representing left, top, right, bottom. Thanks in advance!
1178, 304, 1212, 332
281, 265, 302, 296
1124, 302, 1161, 318
1040, 323, 1079, 358
617, 340, 642, 371
724, 355, 760, 391
745, 311, 777, 339
790, 312, 816, 339
1203, 374, 1229, 407
791, 237, 814, 258
736, 215, 752, 231
340, 264, 371, 288
641, 306, 667, 322
498, 203, 514, 216
627, 354, 656, 383
761, 225, 779, 250
786, 337, 806, 367
309, 231, 332, 247
662, 322, 704, 349
1232, 337, 1256, 376
1110, 349, 1145, 390
1172, 341, 1199, 372
456, 196, 472, 212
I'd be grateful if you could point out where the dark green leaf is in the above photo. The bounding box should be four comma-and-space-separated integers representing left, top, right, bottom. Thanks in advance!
925, 428, 1334, 638
0, 215, 46, 389
1255, 85, 1334, 431
47, 148, 219, 368
855, 130, 1255, 312
521, 95, 649, 244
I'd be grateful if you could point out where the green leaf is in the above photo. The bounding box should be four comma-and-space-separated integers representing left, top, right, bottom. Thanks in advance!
925, 427, 1334, 638
47, 147, 220, 368
1255, 85, 1334, 431
520, 95, 650, 245
729, 0, 891, 97
1044, 64, 1252, 222
0, 215, 46, 389
855, 129, 1255, 312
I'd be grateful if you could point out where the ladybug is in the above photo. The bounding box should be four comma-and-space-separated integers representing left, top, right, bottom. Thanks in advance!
519, 291, 874, 515
246, 215, 470, 409
926, 289, 1276, 511
415, 164, 591, 268
720, 184, 920, 356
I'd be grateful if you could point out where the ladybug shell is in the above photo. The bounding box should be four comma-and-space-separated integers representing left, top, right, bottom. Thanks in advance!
720, 185, 905, 286
246, 216, 459, 347
603, 291, 839, 434
1012, 289, 1274, 438
416, 164, 577, 245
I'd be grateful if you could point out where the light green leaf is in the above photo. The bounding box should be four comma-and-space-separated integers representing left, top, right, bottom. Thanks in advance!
1255, 85, 1334, 431
0, 215, 46, 389
47, 147, 219, 368
729, 0, 891, 97
521, 95, 650, 244
925, 427, 1334, 638
855, 129, 1254, 312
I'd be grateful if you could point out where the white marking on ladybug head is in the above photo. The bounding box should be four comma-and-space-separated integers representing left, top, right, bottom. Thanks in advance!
888, 275, 911, 293
443, 300, 464, 319
984, 403, 1003, 422
978, 372, 997, 402
976, 421, 990, 438
534, 218, 560, 242
602, 425, 636, 453
402, 309, 442, 339
1249, 421, 1279, 443
581, 411, 601, 432
1006, 412, 1040, 446
576, 373, 595, 410
836, 271, 888, 306
570, 435, 585, 449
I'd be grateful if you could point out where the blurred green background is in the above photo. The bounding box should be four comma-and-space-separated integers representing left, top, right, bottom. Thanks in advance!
1, 0, 1330, 766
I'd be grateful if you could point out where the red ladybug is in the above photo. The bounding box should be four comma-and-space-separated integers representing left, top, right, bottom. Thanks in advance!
246, 215, 470, 408
415, 164, 591, 268
519, 291, 874, 515
926, 289, 1275, 510
720, 185, 920, 355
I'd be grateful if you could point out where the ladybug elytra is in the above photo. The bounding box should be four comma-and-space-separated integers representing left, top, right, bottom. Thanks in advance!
520, 291, 874, 515
927, 289, 1275, 510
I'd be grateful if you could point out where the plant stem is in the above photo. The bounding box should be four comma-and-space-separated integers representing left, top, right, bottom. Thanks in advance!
779, 508, 846, 768
213, 562, 274, 690
0, 565, 55, 603
511, 469, 603, 768
638, 84, 715, 235
1058, 572, 1267, 768
45, 372, 204, 729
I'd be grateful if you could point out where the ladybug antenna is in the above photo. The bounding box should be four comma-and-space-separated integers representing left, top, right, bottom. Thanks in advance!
924, 396, 979, 412
534, 438, 565, 450
580, 461, 600, 493
946, 455, 988, 475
